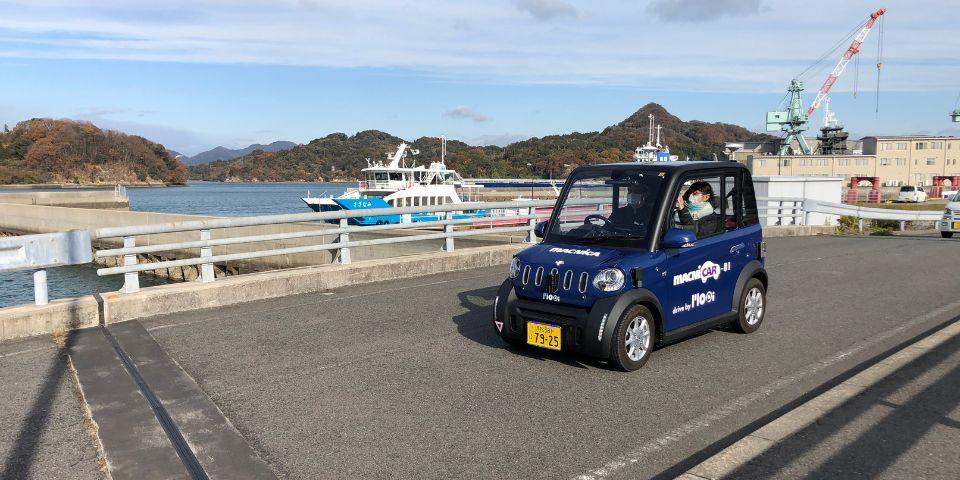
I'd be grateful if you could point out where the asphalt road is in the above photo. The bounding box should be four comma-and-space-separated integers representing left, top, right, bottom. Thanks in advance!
0, 335, 102, 479
129, 234, 960, 479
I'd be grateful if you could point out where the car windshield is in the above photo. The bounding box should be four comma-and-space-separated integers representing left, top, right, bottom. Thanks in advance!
545, 168, 665, 248
900, 186, 914, 192
954, 191, 960, 202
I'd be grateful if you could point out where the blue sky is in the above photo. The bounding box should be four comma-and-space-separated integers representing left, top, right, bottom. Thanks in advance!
1, 0, 957, 156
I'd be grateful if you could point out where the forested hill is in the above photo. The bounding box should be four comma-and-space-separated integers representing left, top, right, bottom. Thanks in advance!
0, 118, 187, 185
190, 103, 774, 182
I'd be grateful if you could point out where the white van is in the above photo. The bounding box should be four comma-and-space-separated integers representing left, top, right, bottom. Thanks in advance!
940, 191, 960, 238
898, 185, 927, 203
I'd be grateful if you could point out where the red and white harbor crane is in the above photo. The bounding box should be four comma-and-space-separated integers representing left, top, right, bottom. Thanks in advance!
767, 8, 886, 155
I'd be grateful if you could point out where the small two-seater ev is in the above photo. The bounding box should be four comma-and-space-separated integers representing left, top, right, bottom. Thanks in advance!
493, 162, 768, 371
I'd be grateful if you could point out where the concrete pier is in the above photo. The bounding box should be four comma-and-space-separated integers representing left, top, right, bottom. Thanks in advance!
0, 191, 129, 210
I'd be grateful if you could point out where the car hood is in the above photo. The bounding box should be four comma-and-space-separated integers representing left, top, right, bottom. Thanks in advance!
512, 242, 630, 307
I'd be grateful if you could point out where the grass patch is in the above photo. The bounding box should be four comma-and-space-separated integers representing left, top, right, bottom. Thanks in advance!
853, 201, 947, 211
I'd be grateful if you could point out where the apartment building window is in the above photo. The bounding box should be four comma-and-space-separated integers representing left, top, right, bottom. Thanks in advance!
880, 143, 891, 151
837, 158, 849, 166
931, 141, 943, 149
896, 158, 906, 166
916, 142, 926, 150
926, 158, 936, 165
820, 159, 829, 166
880, 158, 890, 166
897, 143, 907, 150
780, 159, 790, 167
757, 159, 766, 167
856, 159, 869, 166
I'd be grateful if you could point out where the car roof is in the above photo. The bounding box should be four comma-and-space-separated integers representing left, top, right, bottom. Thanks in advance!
569, 161, 747, 177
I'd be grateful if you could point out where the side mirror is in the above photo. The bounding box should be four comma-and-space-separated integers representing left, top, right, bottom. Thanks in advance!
662, 228, 697, 249
534, 221, 549, 238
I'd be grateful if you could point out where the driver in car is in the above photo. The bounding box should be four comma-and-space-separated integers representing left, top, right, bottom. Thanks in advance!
608, 184, 651, 230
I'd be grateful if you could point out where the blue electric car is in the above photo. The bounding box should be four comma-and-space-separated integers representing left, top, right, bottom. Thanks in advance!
493, 162, 767, 371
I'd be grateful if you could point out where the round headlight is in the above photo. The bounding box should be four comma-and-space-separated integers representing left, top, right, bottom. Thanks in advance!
593, 268, 625, 292
509, 257, 521, 279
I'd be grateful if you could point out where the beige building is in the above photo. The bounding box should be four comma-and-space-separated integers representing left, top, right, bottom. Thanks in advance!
732, 136, 960, 186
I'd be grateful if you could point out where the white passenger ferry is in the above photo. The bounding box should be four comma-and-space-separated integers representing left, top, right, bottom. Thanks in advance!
633, 113, 679, 162
302, 141, 487, 224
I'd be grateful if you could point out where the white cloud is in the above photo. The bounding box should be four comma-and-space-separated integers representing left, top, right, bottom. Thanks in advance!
646, 0, 768, 23
443, 106, 490, 122
0, 1, 954, 92
513, 0, 579, 20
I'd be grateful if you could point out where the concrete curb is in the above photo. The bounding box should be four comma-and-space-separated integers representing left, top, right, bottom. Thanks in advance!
678, 318, 960, 480
0, 244, 524, 341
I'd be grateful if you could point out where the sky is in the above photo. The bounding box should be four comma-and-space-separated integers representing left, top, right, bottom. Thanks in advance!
0, 0, 958, 156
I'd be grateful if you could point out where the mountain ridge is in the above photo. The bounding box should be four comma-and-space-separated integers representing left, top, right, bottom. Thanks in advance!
188, 103, 773, 182
180, 141, 297, 166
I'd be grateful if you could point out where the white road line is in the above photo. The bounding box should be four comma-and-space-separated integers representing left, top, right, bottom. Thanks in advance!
146, 271, 503, 331
574, 299, 960, 480
0, 346, 51, 360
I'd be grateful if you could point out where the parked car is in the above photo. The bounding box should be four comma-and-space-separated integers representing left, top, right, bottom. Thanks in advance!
493, 162, 767, 371
939, 191, 960, 238
898, 185, 927, 203
941, 189, 959, 200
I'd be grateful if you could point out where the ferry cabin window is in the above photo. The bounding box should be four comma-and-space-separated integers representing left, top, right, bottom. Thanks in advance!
389, 173, 402, 181
375, 172, 388, 181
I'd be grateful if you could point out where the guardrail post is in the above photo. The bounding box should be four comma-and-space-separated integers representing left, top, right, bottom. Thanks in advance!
122, 236, 140, 293
899, 221, 905, 232
527, 218, 537, 243
444, 211, 455, 252
199, 229, 214, 283
34, 269, 48, 305
857, 218, 864, 233
338, 218, 351, 264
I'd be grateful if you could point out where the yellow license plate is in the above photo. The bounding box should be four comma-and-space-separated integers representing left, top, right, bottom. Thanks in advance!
953, 222, 960, 230
527, 321, 561, 351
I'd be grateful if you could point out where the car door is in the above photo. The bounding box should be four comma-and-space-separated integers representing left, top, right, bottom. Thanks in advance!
661, 172, 743, 332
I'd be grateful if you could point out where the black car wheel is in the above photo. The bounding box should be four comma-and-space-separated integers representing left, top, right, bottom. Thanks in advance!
609, 305, 654, 371
733, 278, 766, 334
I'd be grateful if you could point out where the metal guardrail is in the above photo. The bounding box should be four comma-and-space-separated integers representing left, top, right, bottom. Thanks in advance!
92, 200, 557, 293
90, 197, 809, 293
0, 197, 815, 307
0, 231, 93, 305
802, 199, 943, 232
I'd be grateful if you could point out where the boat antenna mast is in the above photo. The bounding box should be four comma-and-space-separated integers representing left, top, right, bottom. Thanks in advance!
952, 91, 960, 123
767, 7, 886, 155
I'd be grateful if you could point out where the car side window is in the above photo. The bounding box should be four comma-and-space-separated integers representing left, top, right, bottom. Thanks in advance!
670, 174, 723, 239
740, 171, 760, 227
722, 175, 738, 232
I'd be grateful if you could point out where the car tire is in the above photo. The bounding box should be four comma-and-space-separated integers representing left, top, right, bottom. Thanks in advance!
609, 305, 655, 371
942, 232, 954, 239
733, 278, 766, 334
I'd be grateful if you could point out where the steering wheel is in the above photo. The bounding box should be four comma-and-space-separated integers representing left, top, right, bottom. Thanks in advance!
583, 214, 612, 229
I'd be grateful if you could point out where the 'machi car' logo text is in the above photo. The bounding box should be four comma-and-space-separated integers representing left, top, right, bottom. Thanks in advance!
673, 260, 724, 286
548, 247, 602, 257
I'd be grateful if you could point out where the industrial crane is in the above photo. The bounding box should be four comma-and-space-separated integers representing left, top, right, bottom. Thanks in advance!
767, 8, 886, 155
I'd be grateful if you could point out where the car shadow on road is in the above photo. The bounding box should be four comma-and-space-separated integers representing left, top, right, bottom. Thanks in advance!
451, 286, 601, 370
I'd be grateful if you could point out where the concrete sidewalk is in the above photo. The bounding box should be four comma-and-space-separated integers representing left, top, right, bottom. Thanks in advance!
682, 318, 960, 480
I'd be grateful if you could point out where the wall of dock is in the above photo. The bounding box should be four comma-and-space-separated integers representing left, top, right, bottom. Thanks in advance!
0, 191, 129, 210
